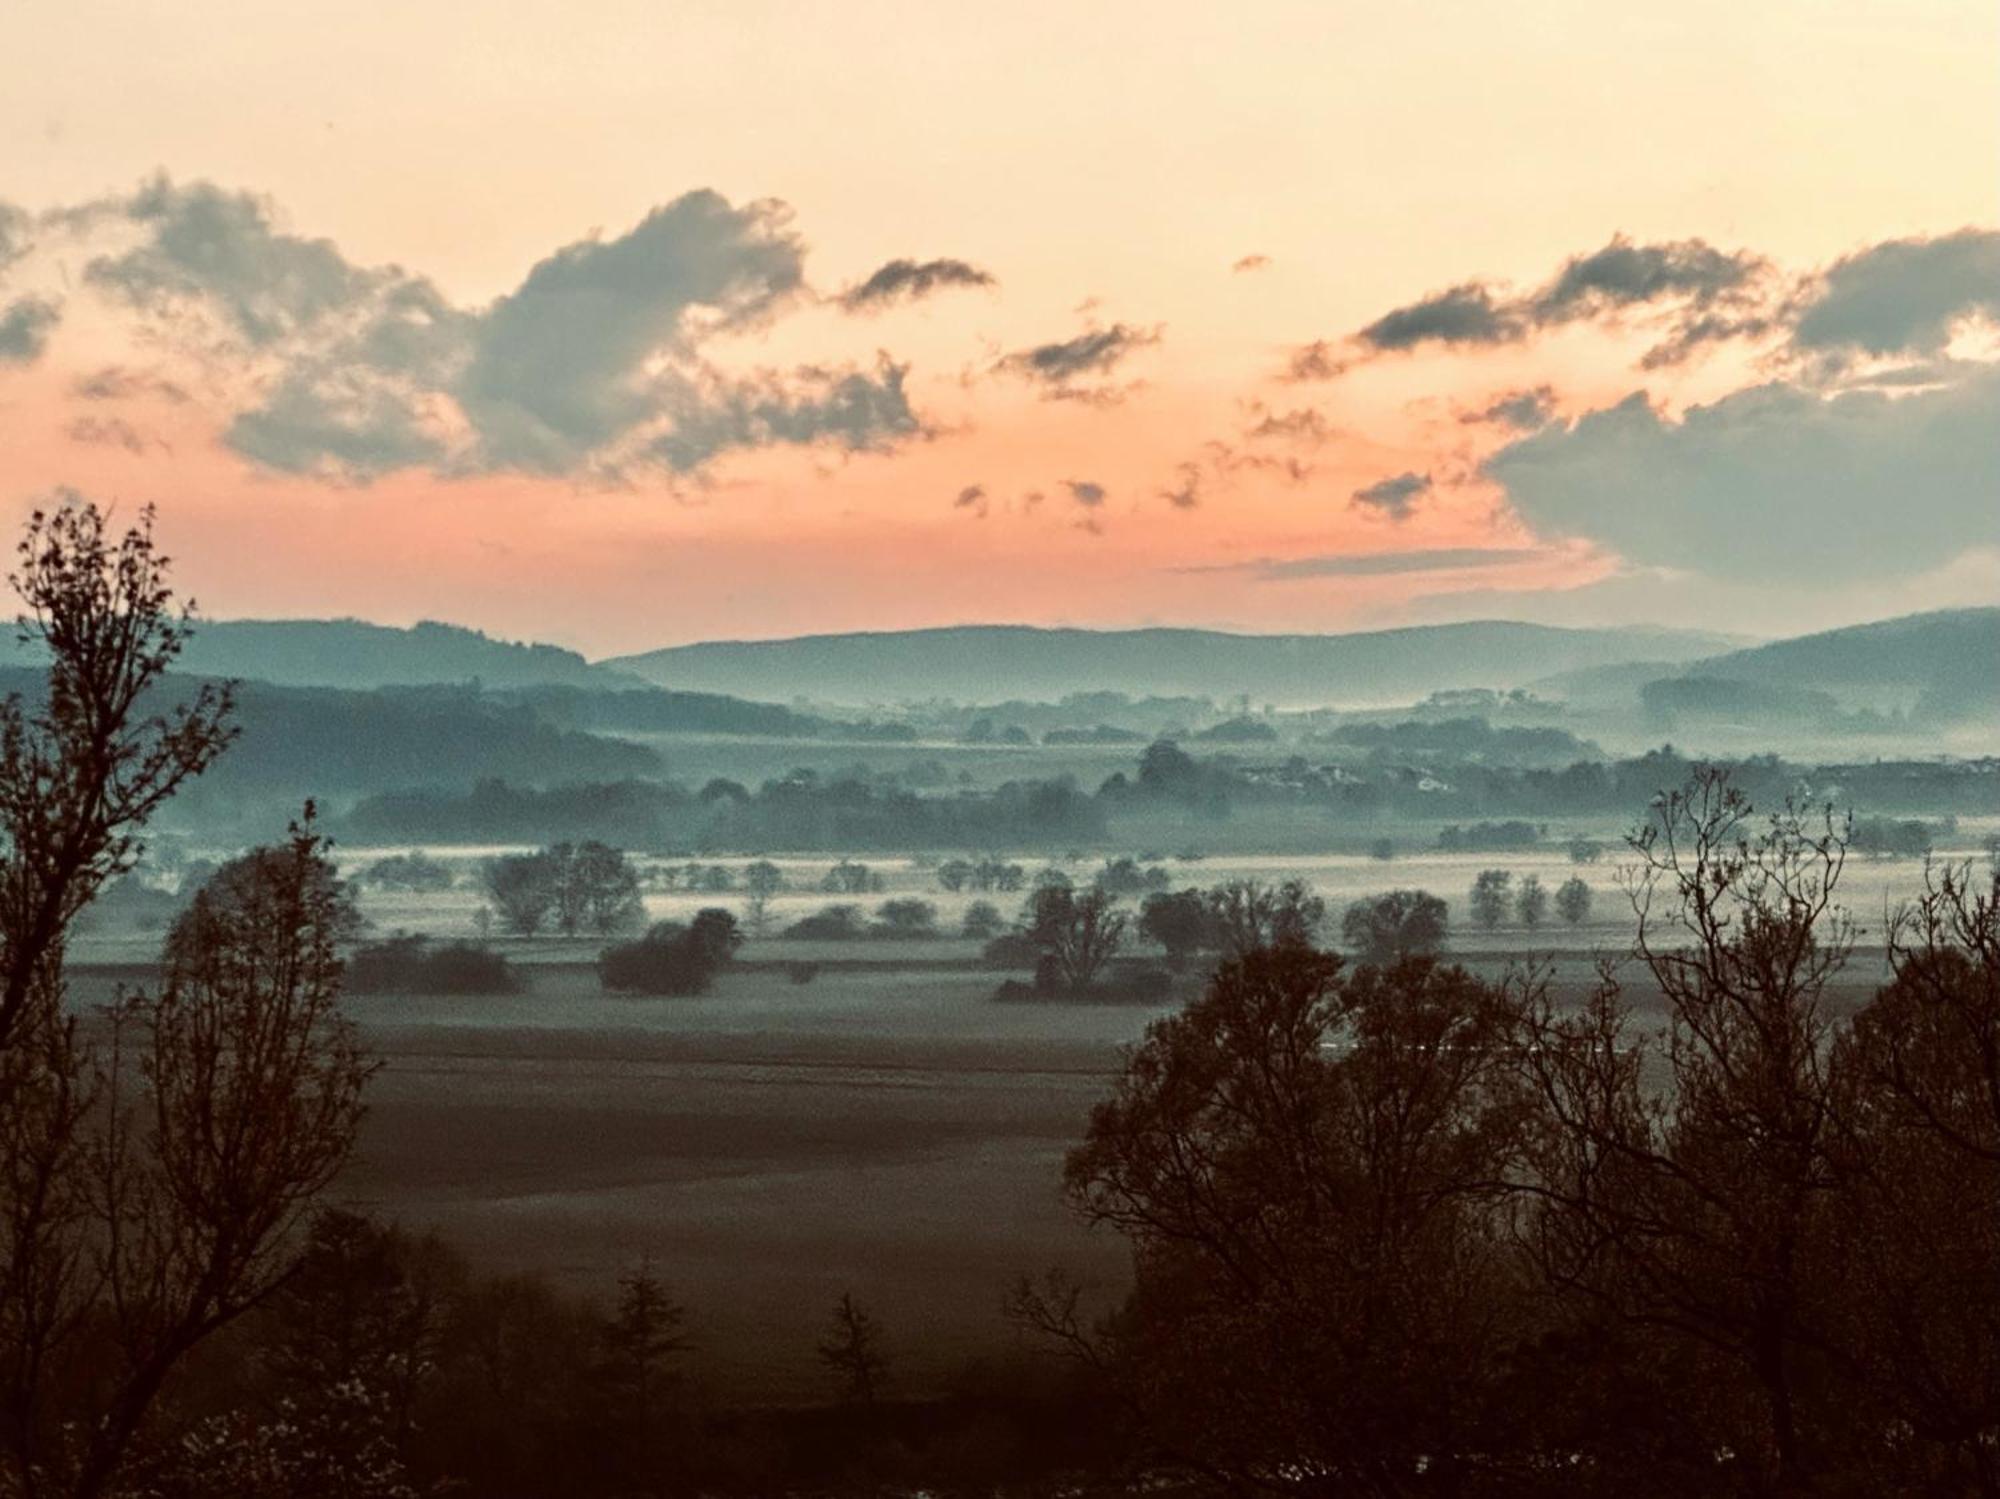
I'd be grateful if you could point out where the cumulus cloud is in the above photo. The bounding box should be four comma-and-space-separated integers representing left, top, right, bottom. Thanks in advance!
84, 178, 396, 348
996, 322, 1158, 402
1791, 228, 2000, 359
1360, 283, 1522, 352
1182, 547, 1540, 581
837, 257, 994, 313
1484, 370, 2000, 582
1309, 234, 1772, 375
0, 296, 61, 364
1461, 385, 1556, 431
1064, 478, 1107, 506
1527, 236, 1767, 327
64, 177, 923, 480
0, 201, 34, 276
1351, 470, 1432, 520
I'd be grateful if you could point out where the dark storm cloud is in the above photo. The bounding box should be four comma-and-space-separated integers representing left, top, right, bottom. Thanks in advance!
1064, 479, 1107, 506
996, 322, 1159, 401
1350, 470, 1432, 520
0, 295, 61, 364
1483, 371, 2000, 582
1791, 228, 2000, 359
1181, 547, 1538, 581
66, 178, 923, 480
837, 257, 995, 313
1460, 386, 1556, 431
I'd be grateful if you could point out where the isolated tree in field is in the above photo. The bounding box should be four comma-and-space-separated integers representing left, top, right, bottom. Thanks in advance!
1515, 872, 1548, 929
872, 897, 938, 938
1204, 878, 1324, 957
1139, 888, 1213, 971
816, 1293, 889, 1405
1339, 888, 1448, 965
1555, 874, 1593, 926
936, 858, 973, 892
482, 851, 559, 935
1468, 868, 1512, 930
1567, 836, 1604, 864
960, 899, 1005, 940
1369, 837, 1396, 862
822, 859, 880, 894
741, 859, 784, 934
552, 841, 645, 936
1025, 885, 1127, 993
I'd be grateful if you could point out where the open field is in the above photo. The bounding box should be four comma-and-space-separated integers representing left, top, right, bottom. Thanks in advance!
73, 903, 1910, 1401
60, 836, 1966, 1399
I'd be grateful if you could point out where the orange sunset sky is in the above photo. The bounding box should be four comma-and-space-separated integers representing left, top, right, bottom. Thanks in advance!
1, 0, 1996, 654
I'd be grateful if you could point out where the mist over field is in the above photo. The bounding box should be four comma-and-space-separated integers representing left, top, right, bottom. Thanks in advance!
4, 0, 1997, 1491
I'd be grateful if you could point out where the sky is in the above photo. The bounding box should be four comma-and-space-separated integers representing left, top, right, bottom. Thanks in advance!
1, 0, 1996, 655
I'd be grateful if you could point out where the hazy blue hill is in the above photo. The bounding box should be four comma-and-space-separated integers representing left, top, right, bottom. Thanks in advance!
0, 618, 627, 690
0, 668, 662, 808
603, 621, 1742, 707
1683, 608, 2000, 715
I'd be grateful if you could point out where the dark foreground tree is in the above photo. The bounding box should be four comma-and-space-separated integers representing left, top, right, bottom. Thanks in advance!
1032, 944, 1535, 1492
816, 1293, 890, 1406
3, 821, 373, 1499
1511, 771, 1855, 1495
0, 503, 371, 1499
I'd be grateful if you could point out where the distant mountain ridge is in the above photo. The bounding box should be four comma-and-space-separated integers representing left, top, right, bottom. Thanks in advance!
601, 621, 1747, 708
1683, 608, 1999, 711
0, 618, 629, 691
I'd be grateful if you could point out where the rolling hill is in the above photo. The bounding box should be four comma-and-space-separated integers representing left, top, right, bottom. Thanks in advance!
602, 621, 1744, 708
0, 618, 629, 691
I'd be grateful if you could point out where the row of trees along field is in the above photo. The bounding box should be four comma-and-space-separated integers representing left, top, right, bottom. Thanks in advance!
0, 502, 1993, 1496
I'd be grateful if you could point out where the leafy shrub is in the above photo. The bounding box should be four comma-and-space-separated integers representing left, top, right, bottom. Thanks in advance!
598, 910, 740, 996
346, 934, 519, 995
782, 904, 868, 941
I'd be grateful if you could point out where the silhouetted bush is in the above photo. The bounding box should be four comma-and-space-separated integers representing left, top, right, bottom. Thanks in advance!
347, 934, 520, 995
598, 910, 740, 996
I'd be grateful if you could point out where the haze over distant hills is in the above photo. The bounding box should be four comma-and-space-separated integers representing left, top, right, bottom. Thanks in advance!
602, 622, 1747, 708
1681, 609, 2000, 712
0, 618, 629, 691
